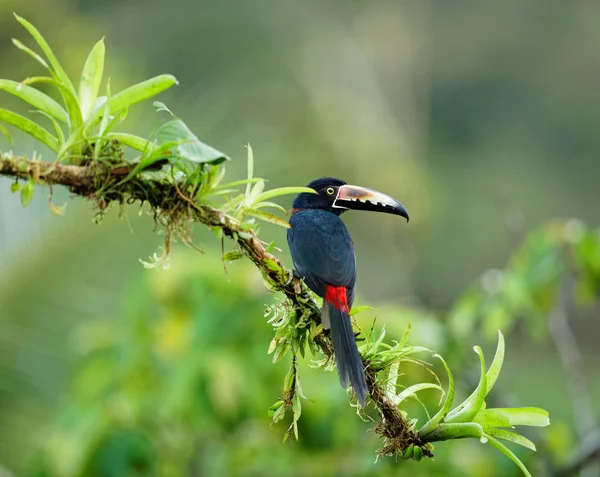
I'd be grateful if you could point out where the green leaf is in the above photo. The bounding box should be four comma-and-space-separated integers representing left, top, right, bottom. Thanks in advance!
0, 79, 68, 123
108, 75, 178, 115
222, 251, 244, 262
474, 407, 550, 428
349, 305, 375, 316
11, 38, 49, 70
107, 132, 150, 153
10, 181, 20, 193
254, 201, 288, 214
393, 383, 443, 406
253, 186, 317, 204
485, 330, 505, 395
20, 178, 34, 207
32, 110, 65, 146
245, 143, 254, 196
291, 393, 302, 440
20, 76, 82, 144
486, 436, 533, 477
419, 354, 455, 437
487, 429, 536, 451
14, 14, 76, 94
79, 39, 105, 120
425, 422, 484, 441
0, 124, 13, 143
153, 118, 229, 165
271, 402, 286, 423
445, 346, 487, 423
248, 180, 265, 203
283, 368, 295, 394
244, 209, 290, 228
0, 108, 58, 151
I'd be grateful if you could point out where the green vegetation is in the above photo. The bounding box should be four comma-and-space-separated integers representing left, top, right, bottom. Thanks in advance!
1, 7, 598, 477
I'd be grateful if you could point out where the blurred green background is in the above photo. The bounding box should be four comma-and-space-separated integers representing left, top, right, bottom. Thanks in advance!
1, 1, 599, 475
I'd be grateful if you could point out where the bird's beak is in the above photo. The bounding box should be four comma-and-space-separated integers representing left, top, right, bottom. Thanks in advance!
333, 185, 409, 221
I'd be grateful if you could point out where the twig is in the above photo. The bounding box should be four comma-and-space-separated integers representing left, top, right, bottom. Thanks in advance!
549, 277, 600, 477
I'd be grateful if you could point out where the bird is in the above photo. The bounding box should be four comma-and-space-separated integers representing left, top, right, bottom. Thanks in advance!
287, 177, 409, 406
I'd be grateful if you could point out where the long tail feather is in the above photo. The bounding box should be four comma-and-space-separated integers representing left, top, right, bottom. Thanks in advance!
323, 300, 368, 406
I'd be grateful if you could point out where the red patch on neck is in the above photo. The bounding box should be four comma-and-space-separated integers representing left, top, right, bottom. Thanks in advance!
289, 208, 305, 216
325, 285, 349, 312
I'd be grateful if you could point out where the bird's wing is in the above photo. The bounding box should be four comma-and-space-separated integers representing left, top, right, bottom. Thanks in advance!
287, 211, 356, 299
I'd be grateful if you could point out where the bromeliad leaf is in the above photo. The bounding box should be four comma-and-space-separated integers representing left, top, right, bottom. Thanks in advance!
0, 79, 68, 123
0, 124, 13, 143
487, 436, 533, 477
244, 209, 291, 229
11, 39, 49, 70
486, 429, 536, 451
0, 108, 58, 151
445, 346, 487, 423
253, 186, 317, 204
79, 39, 105, 120
14, 14, 76, 94
107, 132, 150, 152
392, 383, 443, 406
419, 354, 455, 437
21, 76, 82, 139
154, 118, 230, 165
474, 407, 550, 429
107, 75, 179, 117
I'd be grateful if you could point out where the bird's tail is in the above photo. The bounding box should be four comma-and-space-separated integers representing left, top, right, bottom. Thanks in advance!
323, 286, 368, 407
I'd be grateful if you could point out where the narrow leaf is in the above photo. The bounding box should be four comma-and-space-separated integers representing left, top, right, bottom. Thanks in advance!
254, 186, 317, 204
107, 132, 150, 152
21, 76, 82, 140
426, 422, 484, 441
0, 79, 67, 123
419, 354, 455, 437
79, 38, 105, 120
14, 14, 76, 93
486, 436, 533, 477
0, 108, 58, 151
393, 383, 443, 406
245, 144, 254, 196
487, 429, 536, 451
244, 209, 290, 228
349, 305, 375, 316
32, 110, 65, 145
446, 346, 487, 423
108, 75, 178, 114
0, 124, 13, 143
486, 330, 505, 395
11, 38, 49, 69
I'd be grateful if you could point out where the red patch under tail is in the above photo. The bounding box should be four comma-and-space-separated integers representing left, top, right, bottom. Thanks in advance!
325, 285, 349, 313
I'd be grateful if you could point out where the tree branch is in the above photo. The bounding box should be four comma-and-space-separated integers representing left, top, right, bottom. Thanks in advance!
0, 152, 426, 457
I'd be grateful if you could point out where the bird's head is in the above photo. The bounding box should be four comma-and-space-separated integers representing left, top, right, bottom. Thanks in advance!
292, 177, 409, 220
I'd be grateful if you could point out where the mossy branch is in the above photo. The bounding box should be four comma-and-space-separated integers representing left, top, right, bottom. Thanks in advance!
0, 151, 426, 454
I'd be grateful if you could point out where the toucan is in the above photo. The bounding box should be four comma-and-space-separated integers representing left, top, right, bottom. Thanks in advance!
287, 178, 409, 406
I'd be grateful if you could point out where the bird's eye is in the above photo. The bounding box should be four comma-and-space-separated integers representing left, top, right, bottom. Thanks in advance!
326, 187, 335, 195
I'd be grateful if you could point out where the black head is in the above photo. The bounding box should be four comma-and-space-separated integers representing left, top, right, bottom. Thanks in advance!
292, 177, 409, 220
292, 177, 348, 215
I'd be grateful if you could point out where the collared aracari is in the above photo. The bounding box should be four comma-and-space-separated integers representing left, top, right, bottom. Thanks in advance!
287, 178, 409, 406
